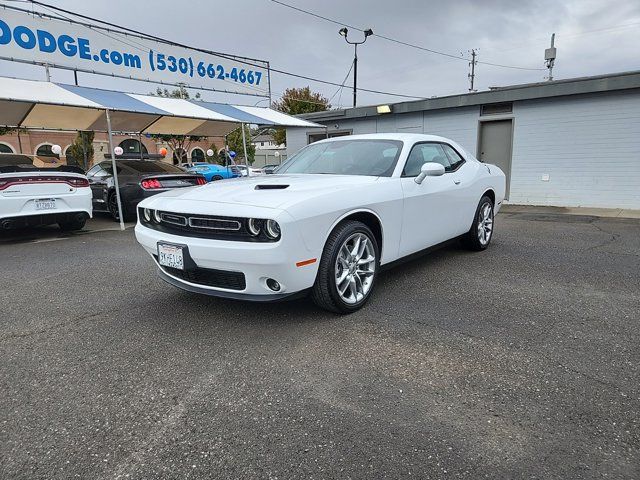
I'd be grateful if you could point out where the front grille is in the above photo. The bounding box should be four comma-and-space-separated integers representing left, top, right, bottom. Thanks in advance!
159, 262, 246, 290
139, 208, 279, 242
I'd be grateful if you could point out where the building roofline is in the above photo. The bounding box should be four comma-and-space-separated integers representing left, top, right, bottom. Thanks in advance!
300, 69, 640, 122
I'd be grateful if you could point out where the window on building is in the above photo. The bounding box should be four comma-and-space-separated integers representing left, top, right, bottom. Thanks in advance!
118, 139, 148, 155
36, 144, 59, 158
191, 148, 205, 161
481, 102, 513, 116
308, 131, 352, 144
0, 143, 14, 153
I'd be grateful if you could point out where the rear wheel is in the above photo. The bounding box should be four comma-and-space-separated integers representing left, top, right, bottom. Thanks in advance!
311, 220, 379, 314
462, 195, 494, 251
107, 191, 132, 222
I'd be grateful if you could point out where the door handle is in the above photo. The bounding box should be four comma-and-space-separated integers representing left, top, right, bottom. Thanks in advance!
454, 180, 461, 185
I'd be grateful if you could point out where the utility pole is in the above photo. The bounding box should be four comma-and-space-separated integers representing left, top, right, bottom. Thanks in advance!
468, 49, 478, 92
545, 33, 557, 81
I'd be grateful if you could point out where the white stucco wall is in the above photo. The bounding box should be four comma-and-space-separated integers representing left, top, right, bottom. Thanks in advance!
509, 91, 640, 209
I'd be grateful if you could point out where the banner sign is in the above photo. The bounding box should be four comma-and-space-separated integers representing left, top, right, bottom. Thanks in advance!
0, 5, 270, 97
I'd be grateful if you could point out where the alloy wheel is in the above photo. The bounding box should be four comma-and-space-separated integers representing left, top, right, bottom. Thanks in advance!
334, 233, 376, 305
108, 193, 120, 220
477, 202, 493, 246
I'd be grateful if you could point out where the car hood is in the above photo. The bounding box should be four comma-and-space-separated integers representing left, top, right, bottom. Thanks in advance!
151, 174, 381, 209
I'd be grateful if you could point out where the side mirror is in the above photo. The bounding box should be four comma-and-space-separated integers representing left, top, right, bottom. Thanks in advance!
414, 162, 445, 184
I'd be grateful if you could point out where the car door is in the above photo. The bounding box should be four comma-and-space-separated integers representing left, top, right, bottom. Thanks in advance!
440, 143, 479, 235
398, 142, 463, 257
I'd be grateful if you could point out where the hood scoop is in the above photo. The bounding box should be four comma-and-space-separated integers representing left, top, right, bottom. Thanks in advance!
254, 184, 289, 190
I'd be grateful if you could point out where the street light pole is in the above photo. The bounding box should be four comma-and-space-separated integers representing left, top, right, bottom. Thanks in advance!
339, 27, 373, 108
352, 43, 358, 108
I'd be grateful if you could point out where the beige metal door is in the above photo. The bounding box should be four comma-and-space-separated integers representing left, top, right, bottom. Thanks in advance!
478, 119, 513, 198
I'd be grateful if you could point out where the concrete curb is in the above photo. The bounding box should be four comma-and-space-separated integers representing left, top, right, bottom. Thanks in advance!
501, 204, 640, 219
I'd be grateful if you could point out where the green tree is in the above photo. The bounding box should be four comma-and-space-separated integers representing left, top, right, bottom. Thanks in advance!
272, 87, 331, 146
67, 131, 95, 170
226, 125, 255, 164
0, 126, 17, 136
150, 86, 203, 163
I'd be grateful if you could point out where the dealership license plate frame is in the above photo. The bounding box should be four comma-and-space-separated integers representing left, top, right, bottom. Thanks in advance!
157, 243, 185, 271
35, 198, 56, 210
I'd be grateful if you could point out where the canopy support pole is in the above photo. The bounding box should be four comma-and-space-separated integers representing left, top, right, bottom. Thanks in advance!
105, 109, 125, 231
241, 123, 250, 177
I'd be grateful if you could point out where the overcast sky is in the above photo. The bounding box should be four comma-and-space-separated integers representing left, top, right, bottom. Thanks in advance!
2, 0, 639, 108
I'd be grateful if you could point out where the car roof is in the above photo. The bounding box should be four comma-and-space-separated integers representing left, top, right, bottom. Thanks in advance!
312, 133, 454, 144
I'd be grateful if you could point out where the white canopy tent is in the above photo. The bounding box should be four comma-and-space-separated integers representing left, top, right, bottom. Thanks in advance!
0, 76, 321, 229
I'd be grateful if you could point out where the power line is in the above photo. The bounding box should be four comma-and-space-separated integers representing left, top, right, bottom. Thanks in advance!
270, 0, 546, 71
329, 59, 355, 103
23, 0, 424, 100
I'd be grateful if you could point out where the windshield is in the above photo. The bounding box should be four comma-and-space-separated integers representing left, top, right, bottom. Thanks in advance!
276, 139, 403, 176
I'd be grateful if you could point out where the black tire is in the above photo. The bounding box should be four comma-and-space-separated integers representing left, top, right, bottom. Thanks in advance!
58, 216, 86, 232
462, 195, 494, 251
212, 175, 223, 181
107, 191, 133, 222
311, 220, 380, 314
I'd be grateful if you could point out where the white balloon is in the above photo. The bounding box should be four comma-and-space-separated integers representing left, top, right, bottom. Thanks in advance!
206, 149, 214, 157
114, 146, 124, 156
51, 144, 62, 155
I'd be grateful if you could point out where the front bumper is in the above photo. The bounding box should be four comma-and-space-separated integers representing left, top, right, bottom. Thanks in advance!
135, 221, 320, 299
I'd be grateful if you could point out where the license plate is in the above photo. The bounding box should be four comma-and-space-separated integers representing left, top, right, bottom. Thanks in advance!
35, 199, 56, 210
158, 243, 184, 270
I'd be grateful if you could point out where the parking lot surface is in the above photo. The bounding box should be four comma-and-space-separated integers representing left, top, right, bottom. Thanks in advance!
1, 212, 639, 479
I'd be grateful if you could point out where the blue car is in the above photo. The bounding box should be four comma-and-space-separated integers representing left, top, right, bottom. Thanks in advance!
186, 163, 240, 182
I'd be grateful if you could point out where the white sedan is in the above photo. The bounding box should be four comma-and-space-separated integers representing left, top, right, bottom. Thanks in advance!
0, 158, 92, 231
135, 134, 505, 313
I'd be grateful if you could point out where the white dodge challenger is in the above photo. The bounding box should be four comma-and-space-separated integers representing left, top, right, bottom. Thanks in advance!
135, 134, 505, 313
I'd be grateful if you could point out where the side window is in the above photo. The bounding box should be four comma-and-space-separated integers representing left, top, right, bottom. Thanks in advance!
403, 143, 451, 177
86, 165, 102, 177
442, 144, 466, 171
99, 162, 123, 176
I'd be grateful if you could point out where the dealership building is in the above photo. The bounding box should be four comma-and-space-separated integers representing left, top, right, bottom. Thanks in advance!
286, 70, 640, 210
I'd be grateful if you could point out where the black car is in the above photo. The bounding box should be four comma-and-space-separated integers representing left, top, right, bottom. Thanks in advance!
87, 160, 206, 221
262, 164, 281, 174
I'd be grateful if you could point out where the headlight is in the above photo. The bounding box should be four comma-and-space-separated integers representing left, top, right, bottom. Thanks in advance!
143, 208, 152, 222
153, 210, 162, 223
265, 219, 281, 239
247, 218, 261, 236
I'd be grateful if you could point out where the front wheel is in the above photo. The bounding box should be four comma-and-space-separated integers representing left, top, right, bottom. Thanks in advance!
311, 220, 379, 314
462, 195, 494, 251
211, 175, 223, 181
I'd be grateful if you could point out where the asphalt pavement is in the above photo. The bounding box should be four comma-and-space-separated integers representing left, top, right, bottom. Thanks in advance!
1, 212, 639, 479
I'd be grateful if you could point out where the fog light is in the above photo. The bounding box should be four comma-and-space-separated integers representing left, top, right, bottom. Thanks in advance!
266, 278, 281, 292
